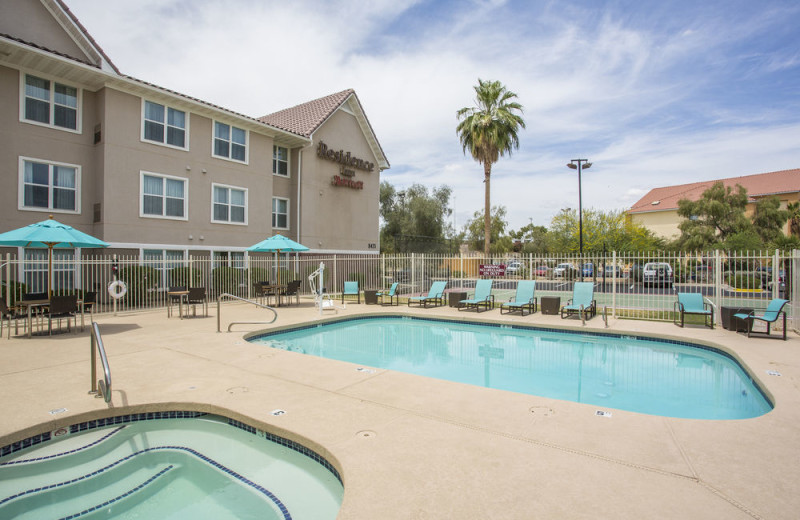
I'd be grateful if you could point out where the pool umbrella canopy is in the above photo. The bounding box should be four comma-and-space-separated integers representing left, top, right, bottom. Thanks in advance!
0, 216, 109, 297
247, 234, 309, 284
247, 234, 309, 253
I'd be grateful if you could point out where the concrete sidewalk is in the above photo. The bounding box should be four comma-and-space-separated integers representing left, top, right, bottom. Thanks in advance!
1, 300, 798, 519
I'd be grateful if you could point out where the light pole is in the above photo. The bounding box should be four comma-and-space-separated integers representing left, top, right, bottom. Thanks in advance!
566, 159, 592, 256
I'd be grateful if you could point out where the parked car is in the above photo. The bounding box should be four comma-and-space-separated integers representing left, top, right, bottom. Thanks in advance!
553, 262, 578, 278
534, 265, 549, 277
604, 264, 621, 277
505, 261, 523, 275
581, 262, 594, 277
642, 262, 673, 287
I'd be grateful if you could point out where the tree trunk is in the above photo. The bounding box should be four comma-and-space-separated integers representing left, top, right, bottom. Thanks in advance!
484, 162, 492, 257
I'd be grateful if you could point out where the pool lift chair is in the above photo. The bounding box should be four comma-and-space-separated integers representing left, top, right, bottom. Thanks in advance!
733, 298, 790, 340
309, 263, 344, 315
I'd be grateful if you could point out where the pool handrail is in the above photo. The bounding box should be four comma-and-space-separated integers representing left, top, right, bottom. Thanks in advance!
89, 322, 112, 403
217, 293, 277, 332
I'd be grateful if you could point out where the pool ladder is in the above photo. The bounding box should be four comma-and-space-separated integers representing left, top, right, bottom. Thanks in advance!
216, 293, 278, 332
89, 322, 112, 403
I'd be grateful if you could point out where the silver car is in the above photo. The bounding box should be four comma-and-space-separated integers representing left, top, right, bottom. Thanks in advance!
642, 262, 673, 287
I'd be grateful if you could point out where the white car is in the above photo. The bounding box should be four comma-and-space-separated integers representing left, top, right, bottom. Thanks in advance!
505, 261, 523, 275
642, 262, 673, 287
553, 262, 577, 278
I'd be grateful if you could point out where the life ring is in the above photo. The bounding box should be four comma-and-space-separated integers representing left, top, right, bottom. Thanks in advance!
108, 280, 127, 299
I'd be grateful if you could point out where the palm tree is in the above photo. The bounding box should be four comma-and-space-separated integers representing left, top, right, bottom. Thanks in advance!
787, 201, 800, 237
457, 79, 525, 256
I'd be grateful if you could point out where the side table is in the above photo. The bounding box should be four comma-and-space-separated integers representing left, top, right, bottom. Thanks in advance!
721, 306, 753, 331
541, 296, 561, 315
364, 290, 378, 305
449, 291, 467, 308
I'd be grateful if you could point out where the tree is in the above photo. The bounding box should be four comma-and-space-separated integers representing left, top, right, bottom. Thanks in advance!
464, 206, 512, 254
786, 201, 800, 237
379, 181, 454, 253
510, 223, 550, 255
676, 182, 752, 250
548, 208, 664, 253
752, 196, 789, 244
456, 79, 525, 257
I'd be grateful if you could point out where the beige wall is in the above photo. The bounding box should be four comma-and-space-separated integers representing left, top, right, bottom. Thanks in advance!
0, 1, 89, 65
300, 108, 380, 252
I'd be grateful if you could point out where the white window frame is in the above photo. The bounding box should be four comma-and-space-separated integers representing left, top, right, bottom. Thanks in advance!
143, 249, 187, 289
139, 171, 188, 220
272, 197, 290, 230
273, 145, 289, 177
19, 72, 81, 133
18, 156, 81, 214
212, 121, 248, 164
141, 100, 189, 150
211, 183, 248, 225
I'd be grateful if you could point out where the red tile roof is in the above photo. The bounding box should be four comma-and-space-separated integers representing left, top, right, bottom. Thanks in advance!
259, 89, 355, 137
629, 168, 800, 214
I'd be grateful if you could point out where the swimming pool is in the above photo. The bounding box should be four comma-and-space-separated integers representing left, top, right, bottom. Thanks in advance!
0, 412, 343, 519
250, 316, 772, 420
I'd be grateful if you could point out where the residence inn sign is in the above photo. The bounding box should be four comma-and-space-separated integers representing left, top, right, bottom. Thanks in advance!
317, 141, 374, 190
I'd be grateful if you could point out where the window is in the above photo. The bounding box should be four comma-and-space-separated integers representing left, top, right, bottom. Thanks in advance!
272, 197, 289, 229
273, 146, 288, 176
213, 122, 247, 162
19, 158, 79, 213
143, 101, 187, 148
140, 172, 187, 219
212, 184, 247, 224
24, 248, 75, 294
143, 249, 185, 288
22, 74, 79, 131
213, 251, 245, 269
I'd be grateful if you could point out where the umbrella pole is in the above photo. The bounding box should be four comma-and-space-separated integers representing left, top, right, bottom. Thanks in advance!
47, 244, 54, 298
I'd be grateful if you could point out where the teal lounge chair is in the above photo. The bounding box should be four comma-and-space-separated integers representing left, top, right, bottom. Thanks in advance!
734, 298, 789, 340
407, 281, 447, 308
459, 279, 494, 312
500, 280, 537, 316
341, 281, 360, 304
560, 282, 596, 319
674, 292, 713, 329
377, 282, 399, 306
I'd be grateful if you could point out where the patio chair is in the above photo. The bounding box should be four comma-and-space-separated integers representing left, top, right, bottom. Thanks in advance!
281, 280, 302, 306
500, 280, 537, 316
459, 279, 495, 312
0, 299, 25, 339
407, 281, 447, 308
560, 282, 596, 319
734, 298, 789, 340
377, 282, 400, 306
342, 281, 360, 304
47, 294, 78, 335
187, 287, 208, 317
673, 292, 713, 329
252, 282, 268, 304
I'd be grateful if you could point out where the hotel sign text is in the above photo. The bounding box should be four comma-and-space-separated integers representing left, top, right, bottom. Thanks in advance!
318, 141, 373, 190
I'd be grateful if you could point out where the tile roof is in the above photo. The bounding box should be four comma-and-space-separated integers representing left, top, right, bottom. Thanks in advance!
258, 89, 355, 137
629, 168, 800, 214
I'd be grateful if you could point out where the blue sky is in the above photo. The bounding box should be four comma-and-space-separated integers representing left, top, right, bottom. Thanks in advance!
67, 0, 800, 232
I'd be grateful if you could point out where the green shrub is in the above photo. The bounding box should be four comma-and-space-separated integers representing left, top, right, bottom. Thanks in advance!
169, 266, 202, 288
118, 265, 160, 306
249, 267, 271, 284
0, 281, 27, 305
727, 273, 761, 290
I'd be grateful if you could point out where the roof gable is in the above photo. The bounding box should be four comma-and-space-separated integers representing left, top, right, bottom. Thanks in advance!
260, 89, 389, 169
629, 168, 800, 214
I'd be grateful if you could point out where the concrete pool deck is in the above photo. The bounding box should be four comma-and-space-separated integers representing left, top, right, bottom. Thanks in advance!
1, 300, 798, 519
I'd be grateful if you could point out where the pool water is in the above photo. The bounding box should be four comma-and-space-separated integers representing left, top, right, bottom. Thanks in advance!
0, 414, 343, 519
251, 316, 772, 420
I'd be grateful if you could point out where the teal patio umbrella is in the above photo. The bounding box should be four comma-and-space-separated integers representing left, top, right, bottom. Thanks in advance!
0, 215, 109, 297
247, 234, 309, 283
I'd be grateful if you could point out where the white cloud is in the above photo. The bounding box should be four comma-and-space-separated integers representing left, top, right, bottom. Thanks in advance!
66, 0, 800, 232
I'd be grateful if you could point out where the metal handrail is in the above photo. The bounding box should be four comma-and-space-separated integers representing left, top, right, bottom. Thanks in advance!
89, 322, 112, 403
217, 293, 277, 332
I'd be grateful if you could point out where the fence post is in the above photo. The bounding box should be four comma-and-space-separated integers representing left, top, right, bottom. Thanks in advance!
714, 250, 722, 323
773, 249, 780, 300
612, 250, 617, 318
411, 253, 416, 294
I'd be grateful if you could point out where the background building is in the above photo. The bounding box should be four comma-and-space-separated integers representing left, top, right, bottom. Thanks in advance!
628, 169, 800, 239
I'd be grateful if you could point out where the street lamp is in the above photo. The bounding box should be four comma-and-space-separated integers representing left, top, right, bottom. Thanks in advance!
566, 159, 592, 256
